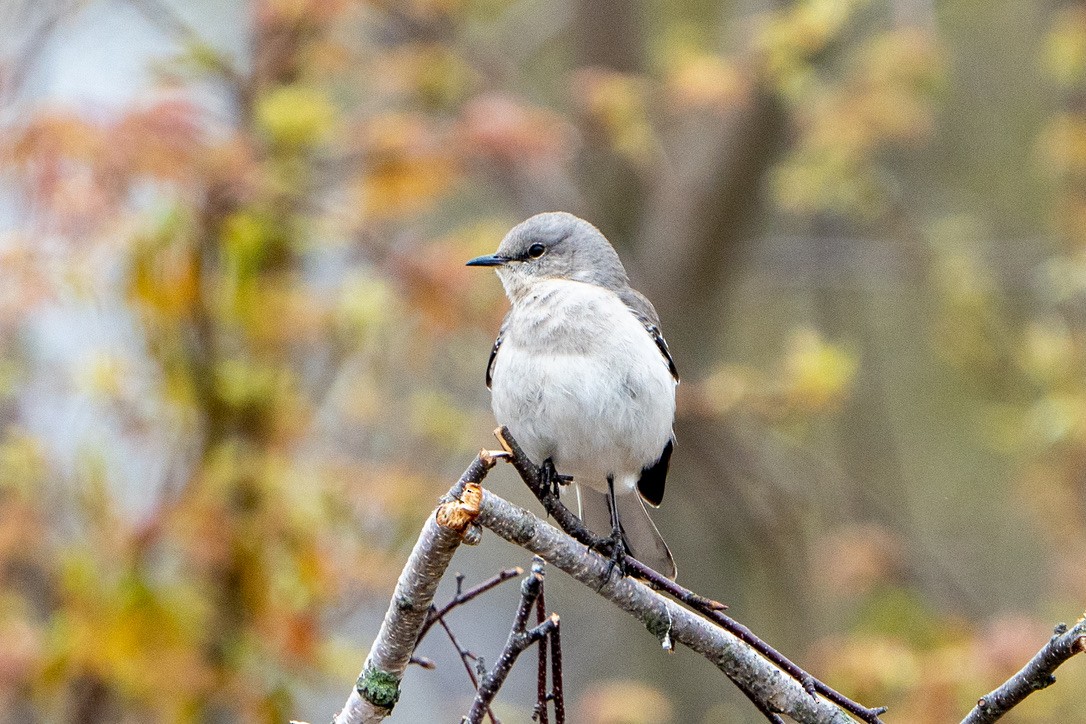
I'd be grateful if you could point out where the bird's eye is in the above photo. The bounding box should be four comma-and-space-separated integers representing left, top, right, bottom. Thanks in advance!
527, 243, 546, 259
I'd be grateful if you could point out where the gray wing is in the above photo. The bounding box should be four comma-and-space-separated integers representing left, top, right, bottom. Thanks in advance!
619, 288, 678, 382
485, 322, 506, 390
620, 288, 677, 511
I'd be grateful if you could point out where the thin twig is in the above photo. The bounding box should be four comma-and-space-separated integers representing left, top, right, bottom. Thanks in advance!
407, 655, 434, 669
465, 560, 559, 724
549, 616, 565, 724
417, 567, 523, 643
437, 617, 500, 724
438, 617, 482, 690
534, 578, 549, 724
492, 428, 596, 549
961, 617, 1086, 724
493, 426, 886, 724
412, 568, 520, 724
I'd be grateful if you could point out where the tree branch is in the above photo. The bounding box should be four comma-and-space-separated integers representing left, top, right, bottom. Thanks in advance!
493, 426, 885, 723
330, 437, 1086, 724
472, 487, 858, 723
961, 617, 1086, 724
331, 454, 496, 724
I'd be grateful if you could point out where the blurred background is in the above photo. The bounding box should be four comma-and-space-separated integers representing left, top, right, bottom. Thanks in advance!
1, 0, 1085, 722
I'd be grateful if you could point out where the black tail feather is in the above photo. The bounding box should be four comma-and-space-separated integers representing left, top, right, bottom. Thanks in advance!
637, 438, 672, 507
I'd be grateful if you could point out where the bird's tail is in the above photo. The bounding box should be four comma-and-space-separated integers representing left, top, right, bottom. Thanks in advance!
576, 485, 677, 580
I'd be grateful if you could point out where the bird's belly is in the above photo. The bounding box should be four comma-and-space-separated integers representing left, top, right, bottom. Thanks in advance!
491, 345, 674, 491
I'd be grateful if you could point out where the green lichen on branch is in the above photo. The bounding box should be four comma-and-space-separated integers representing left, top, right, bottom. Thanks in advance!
643, 607, 673, 643
356, 667, 400, 710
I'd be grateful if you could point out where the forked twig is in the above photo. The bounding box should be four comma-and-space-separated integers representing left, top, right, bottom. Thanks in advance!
961, 617, 1086, 723
436, 616, 499, 724
417, 567, 523, 643
411, 568, 523, 724
465, 559, 559, 724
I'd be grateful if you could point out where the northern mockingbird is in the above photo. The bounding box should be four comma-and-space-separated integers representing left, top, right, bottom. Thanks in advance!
467, 212, 678, 579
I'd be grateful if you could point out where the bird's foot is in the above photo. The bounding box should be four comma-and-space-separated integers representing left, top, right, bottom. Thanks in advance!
604, 535, 628, 582
589, 531, 628, 585
540, 457, 573, 498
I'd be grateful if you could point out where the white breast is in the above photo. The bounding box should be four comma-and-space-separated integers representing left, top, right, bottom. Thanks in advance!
490, 280, 676, 494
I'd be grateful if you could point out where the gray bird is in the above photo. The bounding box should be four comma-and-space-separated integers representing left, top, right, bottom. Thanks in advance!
467, 212, 678, 579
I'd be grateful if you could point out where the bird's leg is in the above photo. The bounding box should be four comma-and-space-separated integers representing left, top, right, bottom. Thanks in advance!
540, 457, 572, 499
601, 475, 627, 581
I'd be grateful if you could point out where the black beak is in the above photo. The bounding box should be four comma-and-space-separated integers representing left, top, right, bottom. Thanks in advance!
466, 253, 509, 267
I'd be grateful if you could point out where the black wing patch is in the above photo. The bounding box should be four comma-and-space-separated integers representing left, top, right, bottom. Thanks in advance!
637, 438, 673, 507
485, 330, 503, 389
617, 288, 678, 383
644, 321, 678, 382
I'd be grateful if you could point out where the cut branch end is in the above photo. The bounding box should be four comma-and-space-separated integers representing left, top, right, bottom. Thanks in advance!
437, 482, 483, 533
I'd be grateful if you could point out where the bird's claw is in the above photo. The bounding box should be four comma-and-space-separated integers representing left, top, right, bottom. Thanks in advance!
540, 457, 572, 498
590, 531, 627, 585
604, 537, 627, 582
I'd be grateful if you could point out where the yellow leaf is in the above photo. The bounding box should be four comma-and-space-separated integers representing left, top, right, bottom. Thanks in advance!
256, 85, 336, 146
785, 328, 858, 409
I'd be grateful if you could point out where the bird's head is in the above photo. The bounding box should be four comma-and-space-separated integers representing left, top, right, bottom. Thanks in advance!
466, 212, 629, 301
